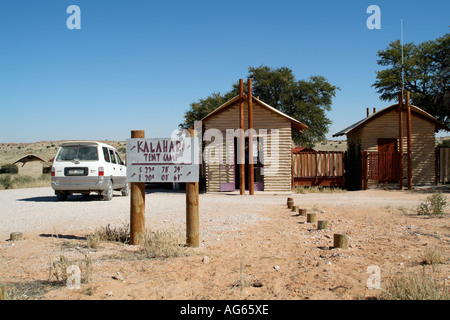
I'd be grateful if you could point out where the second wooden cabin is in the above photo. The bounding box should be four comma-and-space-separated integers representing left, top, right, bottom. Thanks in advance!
333, 99, 449, 189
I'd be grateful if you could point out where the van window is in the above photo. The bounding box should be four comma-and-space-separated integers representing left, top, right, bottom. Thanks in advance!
109, 149, 117, 164
57, 145, 98, 161
103, 147, 110, 163
115, 151, 124, 165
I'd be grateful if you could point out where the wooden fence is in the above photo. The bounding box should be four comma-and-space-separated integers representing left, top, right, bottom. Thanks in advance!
438, 147, 450, 184
292, 151, 345, 187
293, 148, 447, 190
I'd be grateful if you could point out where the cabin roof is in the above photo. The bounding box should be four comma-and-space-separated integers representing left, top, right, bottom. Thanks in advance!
200, 95, 308, 133
13, 154, 46, 164
333, 103, 450, 137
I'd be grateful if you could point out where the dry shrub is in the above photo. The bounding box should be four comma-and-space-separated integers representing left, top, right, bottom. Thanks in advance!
48, 254, 93, 285
90, 223, 130, 245
86, 232, 101, 249
0, 174, 50, 189
141, 229, 188, 259
380, 269, 449, 300
422, 246, 446, 270
417, 193, 448, 216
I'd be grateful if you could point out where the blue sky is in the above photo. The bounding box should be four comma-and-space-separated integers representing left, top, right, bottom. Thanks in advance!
0, 0, 449, 143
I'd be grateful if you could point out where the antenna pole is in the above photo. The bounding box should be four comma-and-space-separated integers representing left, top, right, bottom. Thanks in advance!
401, 18, 405, 100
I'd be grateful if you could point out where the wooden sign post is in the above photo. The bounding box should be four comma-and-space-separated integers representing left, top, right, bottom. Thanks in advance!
186, 181, 199, 247
186, 128, 199, 247
130, 130, 146, 245
127, 131, 200, 247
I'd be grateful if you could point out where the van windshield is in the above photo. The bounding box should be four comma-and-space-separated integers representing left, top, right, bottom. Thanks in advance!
56, 145, 99, 161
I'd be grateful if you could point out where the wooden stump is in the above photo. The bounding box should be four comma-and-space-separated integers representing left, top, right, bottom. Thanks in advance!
306, 213, 317, 223
287, 197, 293, 205
0, 283, 6, 300
317, 220, 328, 230
333, 233, 348, 249
299, 209, 307, 216
287, 200, 294, 209
10, 232, 23, 241
291, 205, 299, 214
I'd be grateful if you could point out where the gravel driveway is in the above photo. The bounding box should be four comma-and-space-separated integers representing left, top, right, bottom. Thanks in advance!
1, 186, 438, 241
0, 187, 284, 240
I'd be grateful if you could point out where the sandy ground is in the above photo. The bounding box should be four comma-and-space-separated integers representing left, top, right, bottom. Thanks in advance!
0, 186, 449, 300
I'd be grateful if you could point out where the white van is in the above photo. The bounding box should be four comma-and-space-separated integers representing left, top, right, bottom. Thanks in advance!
51, 141, 128, 201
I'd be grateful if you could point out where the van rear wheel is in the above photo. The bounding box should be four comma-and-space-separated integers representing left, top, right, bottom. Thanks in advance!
56, 191, 68, 201
102, 180, 113, 201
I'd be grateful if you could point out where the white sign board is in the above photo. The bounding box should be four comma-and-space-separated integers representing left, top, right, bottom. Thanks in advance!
126, 138, 199, 183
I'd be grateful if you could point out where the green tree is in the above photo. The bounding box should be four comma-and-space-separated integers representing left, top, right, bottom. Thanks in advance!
373, 32, 449, 127
180, 65, 339, 146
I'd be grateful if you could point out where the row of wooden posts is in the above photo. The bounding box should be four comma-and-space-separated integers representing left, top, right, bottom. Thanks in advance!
286, 197, 348, 249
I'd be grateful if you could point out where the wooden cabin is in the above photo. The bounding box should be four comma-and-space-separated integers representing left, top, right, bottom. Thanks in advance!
333, 103, 449, 188
13, 154, 46, 177
198, 88, 307, 193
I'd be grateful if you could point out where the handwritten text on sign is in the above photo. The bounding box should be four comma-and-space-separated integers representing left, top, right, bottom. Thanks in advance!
126, 138, 199, 183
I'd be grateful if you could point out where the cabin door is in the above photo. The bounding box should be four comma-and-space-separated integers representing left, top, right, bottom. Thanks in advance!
233, 137, 264, 191
377, 138, 400, 183
219, 138, 235, 192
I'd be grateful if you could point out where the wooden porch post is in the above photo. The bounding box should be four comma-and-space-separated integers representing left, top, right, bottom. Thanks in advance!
239, 79, 245, 195
247, 78, 254, 195
406, 91, 412, 189
398, 92, 404, 190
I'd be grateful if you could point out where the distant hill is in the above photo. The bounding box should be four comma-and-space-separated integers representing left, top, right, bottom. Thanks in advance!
0, 140, 127, 166
1, 136, 449, 166
311, 140, 347, 152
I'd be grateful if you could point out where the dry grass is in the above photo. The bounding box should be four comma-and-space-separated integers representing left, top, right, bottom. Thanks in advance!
48, 254, 93, 286
86, 224, 188, 260
140, 229, 188, 259
294, 186, 346, 194
379, 268, 449, 300
0, 174, 50, 190
422, 245, 446, 270
89, 223, 130, 245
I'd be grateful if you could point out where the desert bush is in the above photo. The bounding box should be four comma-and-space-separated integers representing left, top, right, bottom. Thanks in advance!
0, 164, 18, 174
380, 269, 450, 300
48, 254, 92, 285
141, 229, 188, 259
0, 175, 13, 189
0, 174, 50, 189
417, 193, 448, 216
422, 246, 446, 270
86, 232, 102, 249
379, 268, 449, 300
94, 223, 130, 244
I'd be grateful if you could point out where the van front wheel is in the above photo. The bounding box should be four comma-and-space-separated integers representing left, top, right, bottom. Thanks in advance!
121, 183, 129, 196
102, 180, 113, 201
